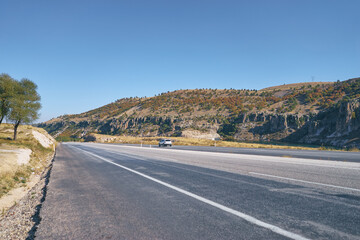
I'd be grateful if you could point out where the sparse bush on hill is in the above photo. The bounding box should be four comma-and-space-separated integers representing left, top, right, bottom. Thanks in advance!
84, 134, 96, 142
218, 122, 236, 138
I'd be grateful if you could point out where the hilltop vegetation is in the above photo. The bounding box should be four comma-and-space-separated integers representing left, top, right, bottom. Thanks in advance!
39, 78, 360, 148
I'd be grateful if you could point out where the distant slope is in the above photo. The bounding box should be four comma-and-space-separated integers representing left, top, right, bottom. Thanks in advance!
261, 82, 334, 91
38, 78, 360, 148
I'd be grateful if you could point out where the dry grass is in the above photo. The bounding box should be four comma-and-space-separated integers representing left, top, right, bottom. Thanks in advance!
346, 147, 360, 152
92, 133, 329, 151
0, 124, 55, 198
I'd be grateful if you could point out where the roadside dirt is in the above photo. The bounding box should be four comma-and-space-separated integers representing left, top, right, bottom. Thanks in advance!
0, 152, 54, 240
0, 125, 56, 239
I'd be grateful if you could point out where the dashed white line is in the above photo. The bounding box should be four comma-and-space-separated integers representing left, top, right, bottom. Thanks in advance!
74, 146, 309, 240
249, 172, 360, 192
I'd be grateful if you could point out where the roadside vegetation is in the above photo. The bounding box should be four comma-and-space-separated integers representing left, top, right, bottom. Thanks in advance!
0, 73, 47, 200
0, 73, 41, 140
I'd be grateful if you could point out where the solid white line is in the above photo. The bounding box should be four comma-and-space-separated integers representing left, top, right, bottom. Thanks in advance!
249, 172, 360, 192
88, 143, 360, 171
74, 146, 309, 240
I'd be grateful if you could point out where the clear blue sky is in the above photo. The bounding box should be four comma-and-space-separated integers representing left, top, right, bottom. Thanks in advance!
1, 0, 359, 122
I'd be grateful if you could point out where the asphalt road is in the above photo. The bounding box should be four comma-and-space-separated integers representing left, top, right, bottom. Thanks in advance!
35, 143, 360, 239
122, 143, 360, 162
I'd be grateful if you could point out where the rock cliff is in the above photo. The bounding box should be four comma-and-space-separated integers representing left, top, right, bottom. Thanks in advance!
38, 78, 360, 148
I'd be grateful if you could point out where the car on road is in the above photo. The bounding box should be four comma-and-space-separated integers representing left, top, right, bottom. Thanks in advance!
159, 139, 172, 147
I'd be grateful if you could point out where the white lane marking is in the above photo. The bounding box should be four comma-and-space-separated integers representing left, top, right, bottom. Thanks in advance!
83, 143, 360, 171
249, 172, 360, 193
73, 146, 309, 240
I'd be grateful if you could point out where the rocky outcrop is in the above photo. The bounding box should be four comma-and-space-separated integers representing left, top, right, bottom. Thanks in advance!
95, 116, 178, 135
38, 91, 360, 148
231, 112, 306, 142
37, 78, 360, 148
286, 99, 360, 148
181, 129, 220, 140
230, 99, 360, 148
39, 99, 360, 148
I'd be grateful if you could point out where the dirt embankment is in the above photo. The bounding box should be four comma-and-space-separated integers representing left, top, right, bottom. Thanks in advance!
0, 124, 56, 240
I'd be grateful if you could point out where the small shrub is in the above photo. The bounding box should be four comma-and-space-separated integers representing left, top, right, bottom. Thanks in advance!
351, 112, 356, 119
84, 135, 97, 142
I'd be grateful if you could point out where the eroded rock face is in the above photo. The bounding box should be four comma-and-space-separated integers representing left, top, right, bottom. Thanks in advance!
293, 99, 360, 148
181, 129, 220, 140
231, 98, 360, 148
336, 99, 360, 134
39, 98, 360, 148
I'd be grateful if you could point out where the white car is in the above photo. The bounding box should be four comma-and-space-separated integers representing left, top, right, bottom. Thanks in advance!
159, 139, 172, 147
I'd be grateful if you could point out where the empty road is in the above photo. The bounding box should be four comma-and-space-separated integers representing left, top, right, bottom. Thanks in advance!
35, 143, 360, 239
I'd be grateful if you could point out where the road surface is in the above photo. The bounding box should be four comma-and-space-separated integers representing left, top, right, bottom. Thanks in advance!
35, 143, 360, 239
122, 143, 360, 162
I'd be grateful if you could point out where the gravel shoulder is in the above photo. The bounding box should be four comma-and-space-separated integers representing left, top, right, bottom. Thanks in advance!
0, 152, 55, 240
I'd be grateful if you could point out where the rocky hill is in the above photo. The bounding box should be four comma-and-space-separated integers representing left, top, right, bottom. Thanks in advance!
38, 78, 360, 148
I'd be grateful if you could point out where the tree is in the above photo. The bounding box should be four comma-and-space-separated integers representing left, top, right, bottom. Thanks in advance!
8, 78, 41, 140
0, 74, 17, 124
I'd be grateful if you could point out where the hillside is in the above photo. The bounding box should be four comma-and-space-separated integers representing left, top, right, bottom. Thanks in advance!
38, 78, 360, 148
